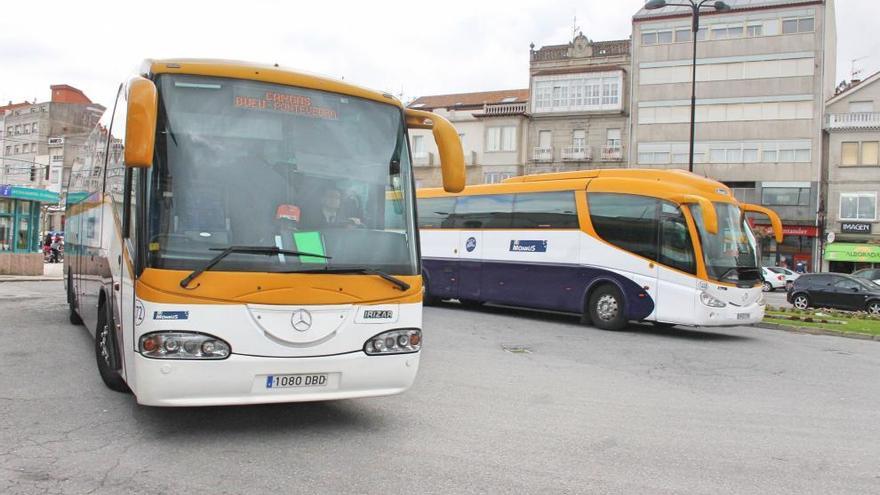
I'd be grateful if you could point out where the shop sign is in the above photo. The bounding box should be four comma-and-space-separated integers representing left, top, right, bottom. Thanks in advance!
841, 222, 872, 234
824, 242, 880, 262
753, 224, 819, 237
0, 184, 60, 203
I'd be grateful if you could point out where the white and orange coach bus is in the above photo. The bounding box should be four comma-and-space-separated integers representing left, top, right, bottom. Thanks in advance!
64, 59, 464, 406
417, 169, 783, 331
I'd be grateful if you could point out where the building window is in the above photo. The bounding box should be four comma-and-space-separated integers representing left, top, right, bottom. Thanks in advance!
762, 187, 811, 206
4, 146, 9, 156
841, 141, 880, 165
747, 24, 763, 37
14, 125, 21, 135
862, 142, 880, 165
483, 172, 514, 184
849, 101, 874, 113
638, 151, 670, 164
411, 135, 425, 158
13, 145, 19, 154
606, 129, 621, 148
31, 123, 37, 132
642, 31, 658, 46
783, 17, 813, 34
840, 193, 877, 221
675, 29, 691, 42
487, 126, 516, 152
533, 73, 622, 113
657, 30, 673, 43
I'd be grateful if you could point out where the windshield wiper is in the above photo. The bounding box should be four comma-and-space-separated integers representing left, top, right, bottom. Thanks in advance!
179, 245, 331, 289
284, 267, 411, 291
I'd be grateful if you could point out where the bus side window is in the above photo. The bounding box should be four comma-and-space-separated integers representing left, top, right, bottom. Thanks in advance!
417, 197, 456, 229
450, 195, 514, 229
512, 191, 578, 229
588, 193, 660, 261
659, 203, 696, 274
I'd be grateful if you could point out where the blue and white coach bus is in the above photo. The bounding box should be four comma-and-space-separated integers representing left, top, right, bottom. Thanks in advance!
416, 169, 784, 330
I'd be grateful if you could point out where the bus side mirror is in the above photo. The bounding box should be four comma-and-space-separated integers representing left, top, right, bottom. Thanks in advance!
673, 194, 718, 234
741, 203, 784, 243
405, 109, 465, 193
124, 76, 158, 168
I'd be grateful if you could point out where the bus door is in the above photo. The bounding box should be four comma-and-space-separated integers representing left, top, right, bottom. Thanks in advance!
655, 203, 697, 323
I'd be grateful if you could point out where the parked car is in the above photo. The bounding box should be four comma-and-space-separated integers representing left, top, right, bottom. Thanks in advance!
761, 267, 787, 292
767, 266, 799, 291
852, 268, 880, 286
787, 273, 880, 315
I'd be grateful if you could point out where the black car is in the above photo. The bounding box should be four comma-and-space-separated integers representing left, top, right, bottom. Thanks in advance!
787, 273, 880, 314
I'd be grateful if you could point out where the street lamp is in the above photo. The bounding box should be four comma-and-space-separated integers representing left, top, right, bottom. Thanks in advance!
645, 0, 731, 173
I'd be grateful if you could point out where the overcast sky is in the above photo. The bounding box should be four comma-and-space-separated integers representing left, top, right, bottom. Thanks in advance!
1, 0, 878, 110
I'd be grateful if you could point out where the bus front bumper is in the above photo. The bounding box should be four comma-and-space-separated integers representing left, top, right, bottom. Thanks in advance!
694, 302, 765, 327
130, 351, 420, 407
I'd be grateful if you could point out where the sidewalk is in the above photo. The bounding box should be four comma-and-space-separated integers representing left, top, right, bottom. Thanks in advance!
0, 262, 63, 282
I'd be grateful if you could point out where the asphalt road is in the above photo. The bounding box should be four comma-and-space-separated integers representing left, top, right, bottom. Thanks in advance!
2, 282, 879, 494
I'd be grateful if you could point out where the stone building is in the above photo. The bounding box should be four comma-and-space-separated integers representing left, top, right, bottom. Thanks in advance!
526, 33, 631, 173
822, 71, 880, 272
407, 89, 529, 187
630, 0, 837, 270
0, 85, 105, 231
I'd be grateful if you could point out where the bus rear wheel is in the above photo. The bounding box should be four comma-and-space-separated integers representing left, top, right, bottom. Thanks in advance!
95, 301, 130, 393
588, 284, 627, 331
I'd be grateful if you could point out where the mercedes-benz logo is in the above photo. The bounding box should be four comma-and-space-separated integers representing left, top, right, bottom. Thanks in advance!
290, 309, 313, 332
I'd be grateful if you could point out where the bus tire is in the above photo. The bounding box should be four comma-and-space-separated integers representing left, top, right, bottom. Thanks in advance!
588, 284, 627, 331
95, 300, 130, 393
67, 273, 83, 326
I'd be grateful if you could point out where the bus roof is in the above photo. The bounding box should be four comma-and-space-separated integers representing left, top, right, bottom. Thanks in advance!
417, 168, 737, 204
142, 58, 403, 108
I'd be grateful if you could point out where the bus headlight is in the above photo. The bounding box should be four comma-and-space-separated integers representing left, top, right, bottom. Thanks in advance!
364, 329, 421, 355
699, 291, 727, 308
139, 332, 230, 359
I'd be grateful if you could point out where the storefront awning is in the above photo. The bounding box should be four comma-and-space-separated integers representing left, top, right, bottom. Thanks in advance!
824, 242, 880, 262
0, 185, 60, 203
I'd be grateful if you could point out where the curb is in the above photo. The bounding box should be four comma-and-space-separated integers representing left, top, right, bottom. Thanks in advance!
756, 322, 880, 342
0, 277, 63, 283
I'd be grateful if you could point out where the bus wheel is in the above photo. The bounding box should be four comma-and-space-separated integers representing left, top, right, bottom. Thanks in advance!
67, 274, 83, 325
95, 301, 130, 393
588, 285, 627, 331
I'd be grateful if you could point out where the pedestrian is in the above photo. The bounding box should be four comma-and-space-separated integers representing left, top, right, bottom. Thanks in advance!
50, 235, 62, 263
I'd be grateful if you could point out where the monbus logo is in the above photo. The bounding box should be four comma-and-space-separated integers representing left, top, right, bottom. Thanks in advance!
509, 240, 547, 252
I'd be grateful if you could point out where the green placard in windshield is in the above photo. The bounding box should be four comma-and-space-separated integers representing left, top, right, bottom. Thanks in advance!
293, 231, 327, 264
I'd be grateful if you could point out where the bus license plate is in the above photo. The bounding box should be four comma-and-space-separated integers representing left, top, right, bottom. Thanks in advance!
265, 374, 329, 389
737, 313, 750, 320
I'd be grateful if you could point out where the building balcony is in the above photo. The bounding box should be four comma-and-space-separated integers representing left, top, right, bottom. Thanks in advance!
561, 146, 592, 162
479, 102, 527, 117
533, 147, 553, 162
825, 112, 880, 130
600, 146, 623, 161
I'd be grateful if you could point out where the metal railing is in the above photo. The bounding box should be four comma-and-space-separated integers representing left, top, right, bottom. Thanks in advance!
600, 146, 623, 161
825, 112, 880, 130
533, 147, 553, 162
561, 146, 591, 161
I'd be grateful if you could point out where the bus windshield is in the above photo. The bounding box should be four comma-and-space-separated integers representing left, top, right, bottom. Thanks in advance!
689, 202, 760, 284
147, 74, 417, 275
